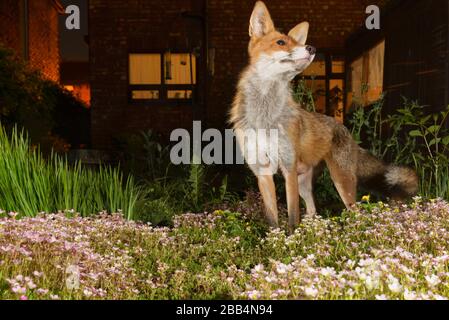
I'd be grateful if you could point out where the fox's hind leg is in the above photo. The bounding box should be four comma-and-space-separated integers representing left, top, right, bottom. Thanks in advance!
298, 168, 317, 218
325, 157, 357, 210
257, 175, 279, 228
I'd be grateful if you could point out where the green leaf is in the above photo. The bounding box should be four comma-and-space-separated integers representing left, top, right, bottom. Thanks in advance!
429, 138, 441, 147
409, 130, 423, 137
442, 136, 449, 146
427, 125, 440, 134
419, 115, 431, 125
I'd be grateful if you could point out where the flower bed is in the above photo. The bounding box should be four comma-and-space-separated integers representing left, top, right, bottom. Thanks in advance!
1, 199, 448, 300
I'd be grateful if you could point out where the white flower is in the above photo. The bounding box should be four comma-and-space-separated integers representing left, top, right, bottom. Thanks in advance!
404, 289, 417, 300
375, 294, 389, 300
306, 254, 316, 261
356, 267, 367, 281
346, 288, 355, 297
388, 277, 403, 294
276, 263, 289, 274
425, 274, 441, 288
359, 258, 375, 267
320, 267, 335, 277
83, 289, 93, 297
346, 259, 356, 269
304, 286, 319, 298
365, 276, 380, 291
254, 264, 264, 272
27, 281, 37, 289
400, 266, 413, 274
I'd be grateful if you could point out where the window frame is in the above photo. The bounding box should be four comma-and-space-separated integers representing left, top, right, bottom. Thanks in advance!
294, 49, 346, 117
127, 51, 197, 106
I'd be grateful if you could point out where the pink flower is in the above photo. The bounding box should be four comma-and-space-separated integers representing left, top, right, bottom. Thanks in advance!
12, 286, 26, 294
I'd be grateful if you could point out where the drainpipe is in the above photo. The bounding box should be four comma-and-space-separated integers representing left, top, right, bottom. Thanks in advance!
21, 0, 29, 61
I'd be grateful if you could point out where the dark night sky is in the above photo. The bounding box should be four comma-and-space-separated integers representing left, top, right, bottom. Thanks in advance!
59, 0, 89, 62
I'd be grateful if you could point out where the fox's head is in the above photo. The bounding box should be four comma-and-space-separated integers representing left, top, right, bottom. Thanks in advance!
248, 1, 316, 80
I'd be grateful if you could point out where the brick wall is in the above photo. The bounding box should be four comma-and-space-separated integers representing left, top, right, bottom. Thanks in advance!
0, 0, 21, 53
89, 0, 387, 149
89, 0, 198, 149
28, 0, 61, 82
0, 0, 61, 82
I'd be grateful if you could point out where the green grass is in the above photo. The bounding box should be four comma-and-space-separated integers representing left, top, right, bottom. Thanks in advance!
0, 125, 142, 218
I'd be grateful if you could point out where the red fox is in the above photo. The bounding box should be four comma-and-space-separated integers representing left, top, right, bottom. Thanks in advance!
229, 1, 418, 230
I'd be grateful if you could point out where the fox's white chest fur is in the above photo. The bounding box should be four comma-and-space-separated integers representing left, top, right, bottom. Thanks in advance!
236, 75, 298, 174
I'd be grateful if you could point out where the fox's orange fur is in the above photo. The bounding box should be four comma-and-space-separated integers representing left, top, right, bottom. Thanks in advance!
229, 1, 418, 230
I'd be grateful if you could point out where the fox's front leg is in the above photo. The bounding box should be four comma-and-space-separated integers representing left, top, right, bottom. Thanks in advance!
282, 167, 300, 231
257, 175, 279, 228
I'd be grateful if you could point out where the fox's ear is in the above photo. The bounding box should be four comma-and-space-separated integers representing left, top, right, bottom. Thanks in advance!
249, 1, 275, 39
288, 22, 309, 45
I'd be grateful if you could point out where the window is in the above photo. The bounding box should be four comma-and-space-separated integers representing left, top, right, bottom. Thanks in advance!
348, 40, 385, 108
295, 52, 346, 122
128, 52, 196, 103
129, 54, 162, 85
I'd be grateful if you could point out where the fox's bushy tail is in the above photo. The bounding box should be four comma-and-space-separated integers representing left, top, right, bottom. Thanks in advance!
356, 148, 419, 200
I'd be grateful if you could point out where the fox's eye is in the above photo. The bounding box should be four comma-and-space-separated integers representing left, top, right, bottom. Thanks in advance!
276, 40, 286, 46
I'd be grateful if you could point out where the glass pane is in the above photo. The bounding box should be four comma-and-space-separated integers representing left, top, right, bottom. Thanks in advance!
330, 80, 344, 123
349, 56, 363, 105
302, 53, 325, 77
367, 41, 385, 103
348, 40, 385, 108
165, 53, 196, 85
332, 59, 345, 74
167, 90, 193, 99
129, 54, 161, 85
132, 90, 159, 100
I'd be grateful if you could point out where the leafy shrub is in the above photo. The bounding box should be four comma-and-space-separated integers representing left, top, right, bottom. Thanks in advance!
348, 98, 449, 200
137, 198, 175, 226
0, 45, 89, 151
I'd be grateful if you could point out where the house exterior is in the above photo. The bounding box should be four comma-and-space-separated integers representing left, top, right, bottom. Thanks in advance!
0, 0, 63, 82
89, 0, 396, 149
346, 0, 449, 115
